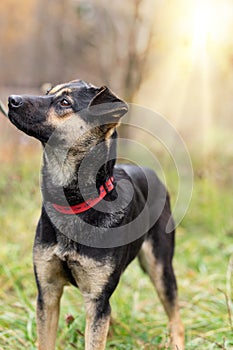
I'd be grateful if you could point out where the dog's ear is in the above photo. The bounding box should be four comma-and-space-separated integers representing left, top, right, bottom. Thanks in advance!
87, 86, 128, 119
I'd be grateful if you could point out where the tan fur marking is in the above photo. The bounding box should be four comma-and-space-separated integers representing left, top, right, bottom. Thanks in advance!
55, 249, 113, 349
58, 251, 114, 300
34, 246, 113, 350
43, 113, 92, 187
43, 147, 78, 187
47, 107, 74, 125
105, 127, 117, 141
33, 246, 69, 287
34, 246, 68, 350
104, 126, 119, 157
48, 84, 67, 95
85, 301, 110, 350
139, 240, 185, 350
54, 88, 73, 98
139, 240, 165, 297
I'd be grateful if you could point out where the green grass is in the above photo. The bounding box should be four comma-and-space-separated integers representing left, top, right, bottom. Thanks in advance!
0, 153, 233, 349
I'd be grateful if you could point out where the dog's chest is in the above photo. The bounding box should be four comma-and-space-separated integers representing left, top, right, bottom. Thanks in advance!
56, 249, 114, 298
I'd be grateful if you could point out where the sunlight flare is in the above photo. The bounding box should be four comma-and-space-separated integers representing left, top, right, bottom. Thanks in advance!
192, 0, 232, 57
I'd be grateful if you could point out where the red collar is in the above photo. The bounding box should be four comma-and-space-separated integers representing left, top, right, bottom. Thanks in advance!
52, 177, 114, 215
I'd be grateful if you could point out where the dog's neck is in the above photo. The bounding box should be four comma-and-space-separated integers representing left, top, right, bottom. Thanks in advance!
41, 132, 117, 206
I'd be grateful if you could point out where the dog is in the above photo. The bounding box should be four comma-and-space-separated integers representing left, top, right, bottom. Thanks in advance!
7, 79, 184, 350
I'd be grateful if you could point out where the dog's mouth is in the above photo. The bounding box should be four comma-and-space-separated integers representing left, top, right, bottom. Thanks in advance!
8, 108, 52, 143
8, 107, 27, 131
7, 95, 54, 143
8, 103, 34, 134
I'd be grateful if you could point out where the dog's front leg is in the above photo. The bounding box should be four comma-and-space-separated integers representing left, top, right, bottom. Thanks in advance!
36, 286, 63, 350
34, 248, 66, 350
84, 298, 111, 350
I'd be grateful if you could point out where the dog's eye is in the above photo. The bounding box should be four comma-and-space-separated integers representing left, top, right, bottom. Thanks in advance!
60, 99, 71, 107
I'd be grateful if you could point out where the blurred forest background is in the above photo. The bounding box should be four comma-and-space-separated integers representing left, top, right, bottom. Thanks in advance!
0, 0, 233, 349
0, 0, 233, 158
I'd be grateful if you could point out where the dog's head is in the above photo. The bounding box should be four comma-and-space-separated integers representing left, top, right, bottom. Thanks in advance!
8, 80, 128, 144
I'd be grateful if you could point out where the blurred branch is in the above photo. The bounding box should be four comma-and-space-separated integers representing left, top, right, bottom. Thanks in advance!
124, 1, 154, 102
0, 100, 8, 117
0, 0, 155, 105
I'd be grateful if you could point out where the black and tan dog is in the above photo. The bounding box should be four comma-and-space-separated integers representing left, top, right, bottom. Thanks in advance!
7, 80, 184, 350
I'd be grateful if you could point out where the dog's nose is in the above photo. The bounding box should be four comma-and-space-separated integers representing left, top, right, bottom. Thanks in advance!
8, 95, 23, 108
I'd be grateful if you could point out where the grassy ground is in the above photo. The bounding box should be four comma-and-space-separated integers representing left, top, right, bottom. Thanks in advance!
0, 153, 233, 349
